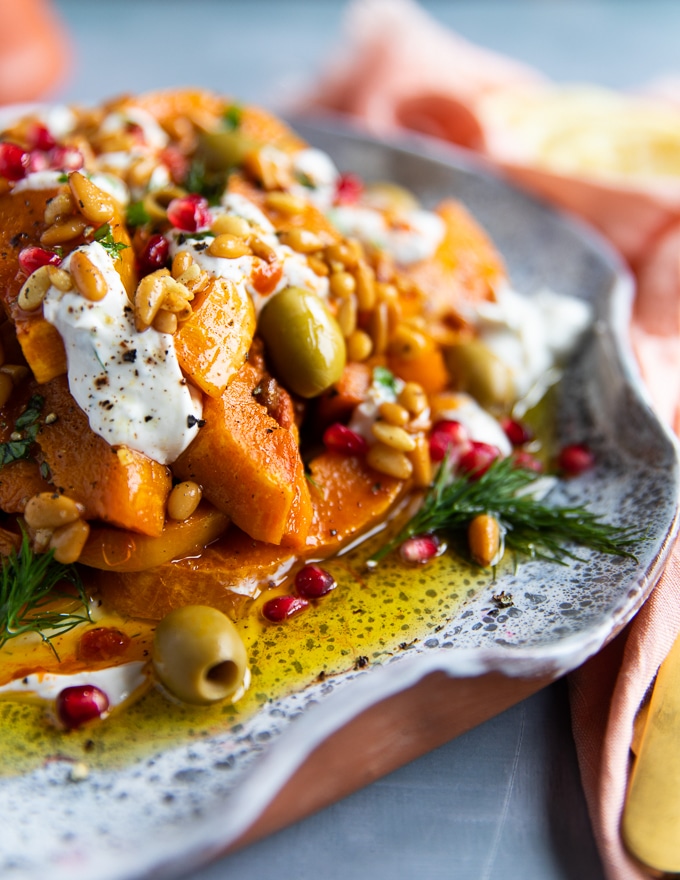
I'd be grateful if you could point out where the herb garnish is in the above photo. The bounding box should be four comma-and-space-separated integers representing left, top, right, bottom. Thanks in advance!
372, 366, 398, 396
223, 104, 242, 131
126, 201, 150, 227
0, 394, 43, 467
368, 457, 638, 568
0, 532, 91, 657
183, 158, 225, 204
93, 223, 129, 261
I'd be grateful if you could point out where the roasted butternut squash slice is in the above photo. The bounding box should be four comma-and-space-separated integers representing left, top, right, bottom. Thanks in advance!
35, 376, 171, 536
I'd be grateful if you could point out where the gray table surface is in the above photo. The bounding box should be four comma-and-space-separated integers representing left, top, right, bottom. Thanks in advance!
50, 2, 679, 878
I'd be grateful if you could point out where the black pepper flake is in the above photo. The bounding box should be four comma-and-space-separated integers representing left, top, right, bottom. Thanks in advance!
94, 376, 109, 389
177, 233, 186, 245
9, 232, 28, 248
329, 529, 337, 537
355, 656, 369, 669
121, 349, 137, 363
144, 415, 153, 422
193, 242, 208, 252
187, 414, 206, 429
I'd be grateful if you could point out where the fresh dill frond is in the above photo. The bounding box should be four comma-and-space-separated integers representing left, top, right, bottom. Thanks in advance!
93, 223, 129, 261
125, 200, 151, 227
0, 394, 44, 468
368, 457, 639, 568
0, 533, 92, 657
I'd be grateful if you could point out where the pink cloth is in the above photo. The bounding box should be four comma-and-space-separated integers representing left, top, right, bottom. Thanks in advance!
297, 2, 680, 877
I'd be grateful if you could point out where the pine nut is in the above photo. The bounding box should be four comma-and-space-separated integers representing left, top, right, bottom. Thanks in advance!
329, 271, 356, 298
244, 146, 291, 190
208, 234, 252, 259
389, 324, 429, 359
379, 401, 410, 427
176, 263, 209, 295
18, 265, 51, 311
128, 155, 157, 190
307, 255, 329, 276
152, 309, 178, 334
280, 228, 324, 254
0, 373, 13, 408
41, 216, 88, 247
354, 260, 376, 310
69, 171, 115, 225
337, 295, 357, 338
347, 329, 373, 362
134, 269, 170, 330
247, 235, 277, 263
468, 514, 501, 568
159, 276, 193, 318
366, 442, 413, 480
44, 190, 74, 226
24, 492, 82, 530
167, 481, 202, 521
370, 301, 389, 355
211, 214, 250, 237
398, 382, 428, 416
371, 421, 417, 452
0, 364, 29, 384
47, 265, 73, 291
50, 518, 91, 564
408, 434, 432, 488
171, 250, 193, 278
264, 191, 305, 215
325, 241, 358, 269
70, 251, 108, 302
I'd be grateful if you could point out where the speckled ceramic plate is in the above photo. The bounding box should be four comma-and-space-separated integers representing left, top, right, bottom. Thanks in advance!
1, 121, 678, 880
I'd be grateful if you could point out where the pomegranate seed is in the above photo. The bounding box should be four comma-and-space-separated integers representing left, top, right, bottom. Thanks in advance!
27, 123, 56, 151
457, 441, 501, 479
262, 595, 309, 622
429, 420, 470, 463
399, 534, 442, 564
501, 417, 533, 446
160, 146, 189, 185
167, 193, 211, 232
295, 564, 336, 599
18, 246, 62, 274
47, 145, 84, 172
557, 443, 595, 476
139, 233, 170, 273
334, 172, 363, 205
56, 684, 109, 730
27, 150, 50, 173
323, 423, 368, 456
0, 142, 28, 180
511, 450, 544, 473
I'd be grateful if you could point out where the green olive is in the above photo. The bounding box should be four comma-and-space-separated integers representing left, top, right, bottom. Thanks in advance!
197, 130, 261, 171
258, 286, 346, 398
362, 181, 420, 213
445, 339, 515, 411
152, 605, 249, 705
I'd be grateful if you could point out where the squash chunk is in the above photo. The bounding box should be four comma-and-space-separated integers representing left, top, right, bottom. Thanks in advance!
174, 276, 255, 398
35, 376, 171, 536
174, 362, 311, 545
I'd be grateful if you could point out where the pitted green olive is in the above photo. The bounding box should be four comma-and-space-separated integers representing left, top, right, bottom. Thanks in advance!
197, 130, 261, 171
152, 605, 249, 705
445, 339, 515, 411
258, 286, 346, 398
362, 181, 420, 213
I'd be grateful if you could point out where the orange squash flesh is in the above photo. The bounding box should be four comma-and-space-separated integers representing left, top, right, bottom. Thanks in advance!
96, 452, 404, 620
174, 362, 312, 546
35, 376, 171, 536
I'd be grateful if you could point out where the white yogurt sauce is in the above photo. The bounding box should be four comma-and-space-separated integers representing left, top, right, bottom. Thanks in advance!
13, 170, 66, 192
290, 148, 340, 210
327, 205, 445, 265
99, 108, 168, 151
42, 241, 202, 465
0, 661, 148, 707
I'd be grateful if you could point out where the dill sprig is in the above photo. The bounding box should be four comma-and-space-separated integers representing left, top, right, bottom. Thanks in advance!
368, 457, 639, 568
0, 532, 92, 657
93, 223, 129, 261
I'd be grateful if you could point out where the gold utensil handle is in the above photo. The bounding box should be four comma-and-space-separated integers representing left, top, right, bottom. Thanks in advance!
622, 632, 680, 872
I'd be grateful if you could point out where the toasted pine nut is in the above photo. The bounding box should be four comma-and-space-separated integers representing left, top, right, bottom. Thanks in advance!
171, 250, 193, 278
379, 401, 410, 427
398, 382, 428, 416
47, 265, 73, 291
40, 216, 88, 247
337, 295, 357, 338
24, 492, 82, 530
280, 228, 324, 254
370, 301, 389, 355
307, 255, 329, 276
134, 269, 170, 330
354, 260, 376, 310
244, 146, 291, 190
152, 309, 178, 334
325, 241, 358, 269
0, 373, 13, 408
347, 329, 373, 362
127, 155, 157, 190
69, 171, 115, 225
264, 191, 305, 215
160, 277, 193, 318
0, 364, 29, 384
210, 214, 250, 237
208, 234, 252, 259
44, 190, 74, 226
468, 514, 501, 568
247, 234, 277, 263
167, 481, 202, 521
366, 442, 413, 480
371, 421, 417, 452
50, 518, 91, 564
70, 251, 108, 302
175, 262, 209, 295
18, 265, 51, 311
329, 271, 356, 298
389, 324, 429, 359
408, 434, 432, 488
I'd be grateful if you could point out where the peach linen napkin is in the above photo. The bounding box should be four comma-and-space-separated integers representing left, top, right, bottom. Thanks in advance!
296, 1, 680, 877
